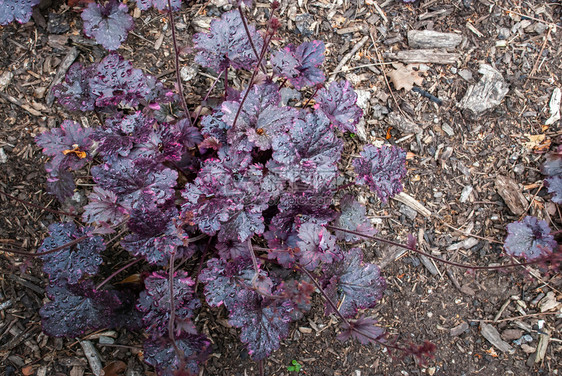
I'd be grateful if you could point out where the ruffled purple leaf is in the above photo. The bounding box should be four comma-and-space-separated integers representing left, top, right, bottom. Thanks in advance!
546, 175, 562, 204
181, 151, 271, 242
137, 271, 200, 338
176, 118, 203, 148
0, 0, 39, 25
135, 0, 182, 11
93, 112, 154, 162
541, 145, 562, 177
36, 120, 93, 171
40, 280, 121, 337
130, 124, 184, 162
315, 80, 363, 133
228, 289, 293, 360
324, 248, 385, 318
337, 316, 385, 345
333, 195, 376, 242
222, 82, 298, 151
216, 239, 251, 261
52, 63, 97, 112
45, 163, 76, 202
296, 222, 341, 270
144, 334, 210, 376
92, 157, 177, 207
193, 10, 264, 72
38, 222, 105, 284
271, 41, 326, 89
268, 111, 343, 190
504, 216, 556, 261
82, 0, 134, 51
353, 144, 407, 203
82, 187, 128, 225
199, 258, 267, 309
121, 197, 187, 265
90, 53, 170, 108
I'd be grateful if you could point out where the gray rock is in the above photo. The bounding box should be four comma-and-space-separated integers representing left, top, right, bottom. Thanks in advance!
458, 69, 473, 81
399, 204, 418, 221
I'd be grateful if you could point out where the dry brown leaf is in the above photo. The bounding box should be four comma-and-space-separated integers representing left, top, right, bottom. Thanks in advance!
103, 361, 127, 376
387, 63, 424, 91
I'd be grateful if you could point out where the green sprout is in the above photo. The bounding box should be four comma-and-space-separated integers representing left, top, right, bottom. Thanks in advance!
287, 359, 302, 373
349, 133, 357, 138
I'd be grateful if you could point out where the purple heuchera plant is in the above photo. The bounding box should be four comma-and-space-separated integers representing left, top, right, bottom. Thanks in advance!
353, 144, 407, 203
0, 0, 39, 25
34, 3, 414, 373
271, 41, 326, 89
193, 10, 264, 72
315, 80, 363, 133
82, 1, 134, 51
504, 216, 556, 261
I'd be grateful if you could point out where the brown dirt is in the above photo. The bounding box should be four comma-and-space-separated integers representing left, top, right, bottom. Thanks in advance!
1, 0, 561, 375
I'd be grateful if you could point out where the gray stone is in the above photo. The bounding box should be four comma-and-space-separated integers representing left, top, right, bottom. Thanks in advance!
458, 64, 510, 119
400, 204, 418, 221
458, 69, 473, 81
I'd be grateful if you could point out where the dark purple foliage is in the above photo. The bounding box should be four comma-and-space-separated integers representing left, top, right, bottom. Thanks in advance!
228, 289, 293, 360
45, 162, 76, 202
324, 248, 385, 318
135, 0, 182, 11
40, 280, 120, 337
353, 144, 407, 203
53, 54, 171, 111
38, 222, 105, 284
222, 82, 298, 151
83, 187, 128, 225
0, 0, 39, 25
271, 41, 326, 89
333, 195, 376, 242
121, 195, 188, 265
90, 53, 170, 108
193, 10, 264, 72
181, 150, 271, 242
92, 157, 177, 207
546, 175, 562, 204
216, 240, 251, 261
296, 222, 341, 270
268, 111, 343, 190
504, 216, 556, 261
36, 120, 93, 172
337, 316, 385, 345
144, 334, 210, 376
93, 112, 154, 162
315, 80, 363, 133
138, 271, 200, 337
52, 63, 97, 112
82, 0, 134, 51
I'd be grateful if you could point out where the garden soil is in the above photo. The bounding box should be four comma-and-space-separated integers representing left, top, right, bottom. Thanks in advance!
1, 0, 561, 375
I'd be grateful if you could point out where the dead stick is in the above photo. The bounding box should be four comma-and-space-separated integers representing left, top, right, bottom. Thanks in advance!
329, 35, 369, 80
46, 47, 79, 107
0, 92, 42, 116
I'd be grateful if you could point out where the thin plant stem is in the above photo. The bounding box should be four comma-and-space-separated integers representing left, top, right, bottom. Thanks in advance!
96, 258, 142, 290
224, 69, 229, 100
237, 4, 266, 73
0, 189, 77, 217
326, 225, 538, 271
303, 85, 321, 108
167, 0, 191, 123
231, 33, 273, 129
298, 265, 401, 351
194, 236, 212, 292
248, 238, 260, 286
